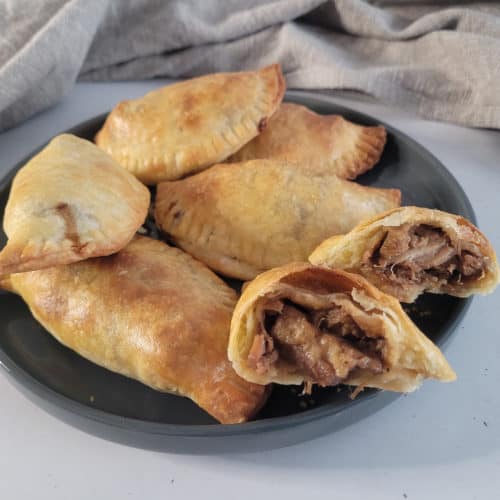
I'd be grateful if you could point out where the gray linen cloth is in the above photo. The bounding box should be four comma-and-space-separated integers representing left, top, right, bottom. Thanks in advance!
1, 0, 499, 131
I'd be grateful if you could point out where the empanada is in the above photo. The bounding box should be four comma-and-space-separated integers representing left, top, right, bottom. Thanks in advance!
0, 134, 150, 276
227, 103, 386, 179
309, 206, 499, 303
95, 64, 285, 184
228, 262, 456, 392
6, 236, 268, 424
154, 160, 401, 280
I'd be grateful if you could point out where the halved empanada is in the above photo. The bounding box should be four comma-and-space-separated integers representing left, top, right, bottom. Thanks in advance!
229, 262, 456, 392
228, 103, 386, 179
309, 207, 499, 303
154, 160, 401, 280
0, 134, 150, 276
95, 64, 285, 184
6, 236, 268, 424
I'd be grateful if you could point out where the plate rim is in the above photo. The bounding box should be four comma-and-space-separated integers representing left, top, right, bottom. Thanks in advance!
0, 90, 474, 438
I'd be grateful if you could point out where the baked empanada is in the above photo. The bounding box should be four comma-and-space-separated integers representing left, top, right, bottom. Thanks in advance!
0, 134, 150, 276
6, 236, 268, 424
227, 103, 386, 179
309, 207, 499, 303
228, 262, 456, 392
154, 160, 401, 280
95, 65, 285, 184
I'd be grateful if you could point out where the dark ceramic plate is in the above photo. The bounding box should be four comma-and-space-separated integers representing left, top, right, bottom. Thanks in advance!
0, 91, 474, 453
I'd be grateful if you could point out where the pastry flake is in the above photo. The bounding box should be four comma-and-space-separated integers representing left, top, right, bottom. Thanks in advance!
95, 64, 285, 184
0, 134, 150, 276
228, 103, 387, 179
228, 262, 456, 391
154, 160, 401, 280
8, 236, 269, 424
309, 206, 500, 302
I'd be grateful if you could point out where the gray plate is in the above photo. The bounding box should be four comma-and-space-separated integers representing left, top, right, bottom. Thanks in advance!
0, 91, 474, 453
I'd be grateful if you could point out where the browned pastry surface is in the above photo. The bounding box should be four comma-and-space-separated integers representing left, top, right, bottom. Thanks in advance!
95, 65, 285, 184
155, 160, 401, 280
8, 236, 269, 424
0, 134, 150, 276
228, 103, 386, 179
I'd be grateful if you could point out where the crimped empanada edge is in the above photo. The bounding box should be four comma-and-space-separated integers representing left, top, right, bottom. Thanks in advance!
94, 64, 286, 184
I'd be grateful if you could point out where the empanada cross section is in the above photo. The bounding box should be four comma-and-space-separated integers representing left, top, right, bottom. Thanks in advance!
228, 262, 456, 392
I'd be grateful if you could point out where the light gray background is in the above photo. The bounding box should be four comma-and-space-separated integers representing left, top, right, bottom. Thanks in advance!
0, 81, 499, 499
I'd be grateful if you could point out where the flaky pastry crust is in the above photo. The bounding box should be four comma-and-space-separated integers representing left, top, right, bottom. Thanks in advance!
0, 134, 150, 276
229, 262, 456, 392
7, 236, 268, 424
155, 160, 400, 280
95, 65, 285, 184
228, 103, 386, 179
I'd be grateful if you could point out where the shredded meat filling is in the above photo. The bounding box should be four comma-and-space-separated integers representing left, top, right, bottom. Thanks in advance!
311, 307, 385, 358
369, 223, 485, 288
247, 330, 278, 375
247, 302, 384, 386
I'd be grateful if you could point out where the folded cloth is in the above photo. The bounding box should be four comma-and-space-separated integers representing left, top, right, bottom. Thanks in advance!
1, 0, 499, 131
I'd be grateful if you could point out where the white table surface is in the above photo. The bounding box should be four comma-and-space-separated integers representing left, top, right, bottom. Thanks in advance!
0, 82, 499, 500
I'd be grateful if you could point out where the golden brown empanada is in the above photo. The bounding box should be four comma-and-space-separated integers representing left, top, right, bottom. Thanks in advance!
95, 65, 285, 184
6, 236, 268, 424
154, 160, 401, 280
309, 206, 500, 303
228, 262, 456, 392
0, 134, 150, 276
227, 103, 387, 179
